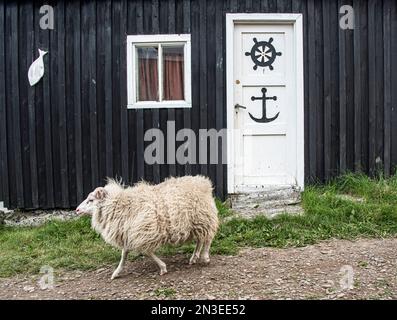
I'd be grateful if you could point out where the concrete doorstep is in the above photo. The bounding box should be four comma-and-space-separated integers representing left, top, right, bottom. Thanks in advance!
228, 186, 304, 219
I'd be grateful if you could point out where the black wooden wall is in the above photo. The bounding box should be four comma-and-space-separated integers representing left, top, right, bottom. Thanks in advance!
0, 0, 396, 209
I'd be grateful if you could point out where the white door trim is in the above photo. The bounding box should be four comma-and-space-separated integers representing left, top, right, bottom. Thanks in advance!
226, 13, 304, 194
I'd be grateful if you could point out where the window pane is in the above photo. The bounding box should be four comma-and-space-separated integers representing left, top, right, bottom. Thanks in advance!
162, 45, 184, 101
137, 46, 159, 101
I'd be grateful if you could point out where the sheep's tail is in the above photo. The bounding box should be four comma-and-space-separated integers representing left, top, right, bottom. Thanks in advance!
195, 175, 214, 195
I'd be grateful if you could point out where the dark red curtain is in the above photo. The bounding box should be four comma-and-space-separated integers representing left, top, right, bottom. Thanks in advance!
163, 47, 184, 101
138, 47, 158, 101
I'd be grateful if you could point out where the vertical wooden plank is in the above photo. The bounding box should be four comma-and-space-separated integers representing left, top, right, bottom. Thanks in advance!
229, 0, 238, 13
199, 0, 208, 176
359, 1, 369, 174
127, 0, 137, 183
215, 0, 224, 197
316, 0, 324, 180
73, 1, 83, 203
10, 3, 24, 207
190, 0, 200, 176
268, 0, 277, 12
141, 0, 153, 182
136, 0, 145, 181
120, 0, 129, 183
105, 0, 113, 179
260, 0, 269, 12
383, 0, 392, 176
374, 0, 384, 174
5, 4, 15, 206
158, 0, 168, 182
367, 0, 376, 175
95, 1, 105, 184
276, 0, 288, 12
344, 4, 355, 172
390, 1, 397, 172
43, 2, 54, 207
175, 0, 186, 178
207, 0, 216, 186
252, 0, 261, 12
64, 1, 76, 206
245, 0, 253, 12
25, 1, 38, 208
0, 1, 9, 206
183, 0, 192, 176
330, 0, 340, 177
353, 0, 362, 172
110, 0, 121, 181
89, 1, 98, 188
18, 3, 32, 208
57, 0, 69, 207
307, 0, 317, 180
338, 0, 347, 174
323, 0, 332, 180
167, 0, 177, 177
49, 3, 62, 206
152, 0, 160, 183
291, 0, 303, 13
33, 2, 45, 207
81, 2, 91, 194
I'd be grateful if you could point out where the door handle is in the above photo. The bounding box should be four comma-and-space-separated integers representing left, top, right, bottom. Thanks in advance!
234, 104, 247, 110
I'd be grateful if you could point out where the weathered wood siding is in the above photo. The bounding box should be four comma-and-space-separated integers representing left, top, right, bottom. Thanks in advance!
0, 0, 396, 209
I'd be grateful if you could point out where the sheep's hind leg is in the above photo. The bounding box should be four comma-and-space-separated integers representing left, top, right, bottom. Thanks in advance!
111, 249, 128, 280
150, 253, 167, 275
189, 241, 203, 265
201, 239, 213, 264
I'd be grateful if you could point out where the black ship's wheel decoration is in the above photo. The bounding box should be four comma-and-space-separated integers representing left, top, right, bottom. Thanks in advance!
245, 37, 282, 70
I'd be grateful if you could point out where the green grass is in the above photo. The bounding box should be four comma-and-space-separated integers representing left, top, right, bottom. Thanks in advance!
154, 287, 177, 297
1, 173, 397, 278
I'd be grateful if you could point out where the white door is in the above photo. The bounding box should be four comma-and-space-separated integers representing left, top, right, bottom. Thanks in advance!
230, 20, 303, 193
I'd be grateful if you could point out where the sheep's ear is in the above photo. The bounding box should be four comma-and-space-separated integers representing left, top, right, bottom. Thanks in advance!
93, 187, 108, 200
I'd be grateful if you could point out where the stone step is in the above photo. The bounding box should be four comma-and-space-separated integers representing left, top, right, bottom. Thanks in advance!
228, 186, 303, 219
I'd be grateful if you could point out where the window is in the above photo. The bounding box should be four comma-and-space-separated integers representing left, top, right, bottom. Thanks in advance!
127, 34, 191, 109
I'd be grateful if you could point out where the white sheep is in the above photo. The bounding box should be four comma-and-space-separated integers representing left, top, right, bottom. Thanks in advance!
76, 175, 219, 279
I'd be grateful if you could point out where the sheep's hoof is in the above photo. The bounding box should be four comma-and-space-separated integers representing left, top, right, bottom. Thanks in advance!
159, 269, 168, 276
189, 257, 198, 265
111, 272, 120, 280
202, 257, 210, 264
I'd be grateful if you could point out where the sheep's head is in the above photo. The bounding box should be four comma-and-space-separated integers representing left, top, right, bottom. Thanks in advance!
76, 187, 108, 215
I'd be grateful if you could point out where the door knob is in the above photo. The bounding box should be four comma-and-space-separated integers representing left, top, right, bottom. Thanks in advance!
234, 104, 247, 110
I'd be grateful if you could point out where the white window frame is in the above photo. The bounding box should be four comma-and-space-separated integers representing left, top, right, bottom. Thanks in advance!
126, 34, 191, 109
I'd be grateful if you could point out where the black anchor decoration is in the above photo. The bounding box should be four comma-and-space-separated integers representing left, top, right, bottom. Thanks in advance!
249, 88, 279, 123
245, 37, 282, 70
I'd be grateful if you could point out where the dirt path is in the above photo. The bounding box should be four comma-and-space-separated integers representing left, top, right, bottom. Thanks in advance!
1, 238, 397, 300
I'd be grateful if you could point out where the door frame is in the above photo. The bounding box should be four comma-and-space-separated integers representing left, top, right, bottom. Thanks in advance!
226, 13, 304, 194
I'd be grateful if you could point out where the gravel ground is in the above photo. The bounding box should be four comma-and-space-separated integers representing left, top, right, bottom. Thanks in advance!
1, 238, 396, 300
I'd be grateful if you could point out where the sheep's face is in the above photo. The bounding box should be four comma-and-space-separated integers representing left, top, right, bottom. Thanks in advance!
76, 187, 107, 216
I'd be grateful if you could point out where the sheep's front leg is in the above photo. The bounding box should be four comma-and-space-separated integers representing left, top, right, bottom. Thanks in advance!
189, 241, 203, 265
149, 253, 167, 275
111, 249, 128, 280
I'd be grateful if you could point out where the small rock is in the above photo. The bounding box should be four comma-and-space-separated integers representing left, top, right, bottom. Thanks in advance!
23, 285, 35, 292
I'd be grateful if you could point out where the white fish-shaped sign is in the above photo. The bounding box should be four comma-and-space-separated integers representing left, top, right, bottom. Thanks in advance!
28, 49, 48, 86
